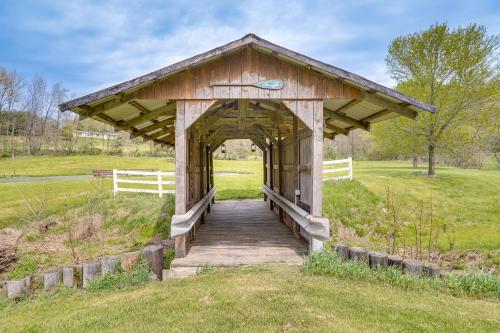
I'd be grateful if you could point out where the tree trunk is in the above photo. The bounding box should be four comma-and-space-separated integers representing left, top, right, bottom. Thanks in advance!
428, 143, 435, 176
10, 121, 15, 159
412, 153, 418, 168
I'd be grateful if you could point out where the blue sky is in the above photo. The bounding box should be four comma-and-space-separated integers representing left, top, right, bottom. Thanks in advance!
0, 0, 498, 98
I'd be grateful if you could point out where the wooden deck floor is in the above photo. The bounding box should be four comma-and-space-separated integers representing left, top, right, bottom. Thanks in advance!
170, 199, 307, 275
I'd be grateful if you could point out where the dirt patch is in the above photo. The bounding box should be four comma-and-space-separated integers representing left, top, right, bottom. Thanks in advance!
76, 214, 103, 240
147, 235, 174, 248
0, 228, 21, 273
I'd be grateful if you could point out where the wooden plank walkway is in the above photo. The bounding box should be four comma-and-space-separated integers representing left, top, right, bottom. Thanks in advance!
170, 199, 307, 275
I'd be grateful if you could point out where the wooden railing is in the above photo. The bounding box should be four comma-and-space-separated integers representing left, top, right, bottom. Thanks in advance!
170, 187, 216, 237
112, 169, 175, 198
262, 185, 329, 243
323, 157, 353, 181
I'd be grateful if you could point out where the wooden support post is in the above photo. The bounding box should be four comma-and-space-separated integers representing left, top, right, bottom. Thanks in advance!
277, 128, 284, 222
210, 148, 215, 203
263, 146, 267, 201
310, 100, 324, 252
175, 101, 187, 258
268, 141, 274, 210
205, 145, 210, 193
292, 116, 300, 238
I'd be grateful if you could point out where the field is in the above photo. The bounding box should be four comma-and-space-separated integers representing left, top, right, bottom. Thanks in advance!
0, 265, 498, 332
0, 155, 499, 331
0, 156, 499, 278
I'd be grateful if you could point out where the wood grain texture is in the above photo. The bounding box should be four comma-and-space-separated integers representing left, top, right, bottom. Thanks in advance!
170, 199, 307, 268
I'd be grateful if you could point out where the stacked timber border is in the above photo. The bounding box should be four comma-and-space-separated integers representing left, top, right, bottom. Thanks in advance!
331, 243, 441, 277
1, 245, 166, 299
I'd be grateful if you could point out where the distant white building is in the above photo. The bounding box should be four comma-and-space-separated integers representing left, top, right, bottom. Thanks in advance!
75, 130, 119, 140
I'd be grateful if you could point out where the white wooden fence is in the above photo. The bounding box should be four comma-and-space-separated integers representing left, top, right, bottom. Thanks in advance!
323, 157, 353, 181
112, 169, 175, 197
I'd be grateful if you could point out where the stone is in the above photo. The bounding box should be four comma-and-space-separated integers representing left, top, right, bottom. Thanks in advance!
143, 245, 164, 281
63, 267, 75, 287
422, 263, 440, 277
102, 256, 120, 275
121, 251, 141, 272
369, 252, 388, 269
349, 247, 369, 263
388, 255, 403, 269
403, 259, 423, 276
83, 261, 101, 288
6, 279, 27, 299
44, 269, 62, 291
331, 243, 349, 260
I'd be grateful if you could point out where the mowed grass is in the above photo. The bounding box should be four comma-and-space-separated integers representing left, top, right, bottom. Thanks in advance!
0, 265, 498, 332
0, 155, 176, 177
1, 156, 498, 253
352, 161, 500, 252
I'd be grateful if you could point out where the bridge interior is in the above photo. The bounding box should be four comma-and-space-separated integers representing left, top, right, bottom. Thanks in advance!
170, 199, 307, 276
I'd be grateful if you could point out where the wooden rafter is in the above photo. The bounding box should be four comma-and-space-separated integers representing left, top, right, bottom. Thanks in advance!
323, 106, 369, 131
360, 109, 392, 122
119, 101, 175, 128
324, 122, 348, 135
130, 118, 175, 138
362, 92, 417, 119
79, 93, 137, 120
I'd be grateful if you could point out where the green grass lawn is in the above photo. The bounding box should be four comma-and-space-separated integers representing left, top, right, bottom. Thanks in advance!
0, 265, 498, 332
0, 156, 498, 275
324, 161, 500, 252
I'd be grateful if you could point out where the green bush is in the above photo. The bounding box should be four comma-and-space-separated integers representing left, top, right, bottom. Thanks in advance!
87, 259, 151, 291
303, 249, 499, 298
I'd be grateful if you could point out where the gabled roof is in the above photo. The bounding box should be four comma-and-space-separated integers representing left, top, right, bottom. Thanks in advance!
59, 33, 435, 113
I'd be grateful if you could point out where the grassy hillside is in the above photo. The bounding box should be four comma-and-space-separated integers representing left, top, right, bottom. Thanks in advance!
0, 265, 498, 332
0, 156, 498, 277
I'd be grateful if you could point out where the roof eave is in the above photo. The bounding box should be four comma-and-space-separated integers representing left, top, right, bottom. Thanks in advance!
59, 33, 435, 114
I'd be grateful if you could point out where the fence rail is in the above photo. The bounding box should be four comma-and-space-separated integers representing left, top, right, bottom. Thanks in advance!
323, 157, 353, 181
113, 169, 175, 197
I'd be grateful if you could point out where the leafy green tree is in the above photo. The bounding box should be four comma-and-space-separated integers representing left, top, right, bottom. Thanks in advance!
384, 23, 499, 175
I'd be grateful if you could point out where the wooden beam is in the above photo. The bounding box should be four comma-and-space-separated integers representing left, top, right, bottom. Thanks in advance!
79, 93, 137, 120
254, 124, 278, 145
130, 118, 175, 138
310, 100, 324, 251
149, 128, 173, 140
360, 109, 392, 122
119, 101, 175, 128
324, 122, 348, 135
362, 92, 417, 119
175, 101, 187, 258
323, 107, 369, 131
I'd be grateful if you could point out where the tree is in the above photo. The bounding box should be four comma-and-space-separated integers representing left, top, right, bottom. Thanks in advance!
385, 23, 499, 176
0, 67, 23, 158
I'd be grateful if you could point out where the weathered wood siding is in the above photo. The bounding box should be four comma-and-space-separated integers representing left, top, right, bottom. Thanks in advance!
137, 48, 361, 101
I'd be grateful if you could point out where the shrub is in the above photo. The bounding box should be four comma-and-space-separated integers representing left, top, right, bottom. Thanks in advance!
87, 259, 151, 291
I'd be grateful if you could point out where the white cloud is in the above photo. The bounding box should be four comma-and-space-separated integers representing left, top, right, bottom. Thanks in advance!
18, 0, 399, 95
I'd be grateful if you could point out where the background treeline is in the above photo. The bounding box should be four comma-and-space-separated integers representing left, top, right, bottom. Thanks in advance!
0, 68, 174, 158
1, 23, 498, 170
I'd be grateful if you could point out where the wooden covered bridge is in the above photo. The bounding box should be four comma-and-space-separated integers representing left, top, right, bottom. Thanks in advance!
60, 34, 434, 273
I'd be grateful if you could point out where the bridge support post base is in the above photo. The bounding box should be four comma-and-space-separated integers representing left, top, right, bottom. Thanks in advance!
309, 237, 323, 253
175, 235, 187, 258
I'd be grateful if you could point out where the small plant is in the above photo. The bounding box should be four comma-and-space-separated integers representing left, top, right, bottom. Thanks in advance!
8, 256, 37, 279
198, 265, 216, 275
303, 249, 499, 299
87, 259, 152, 291
444, 269, 500, 297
